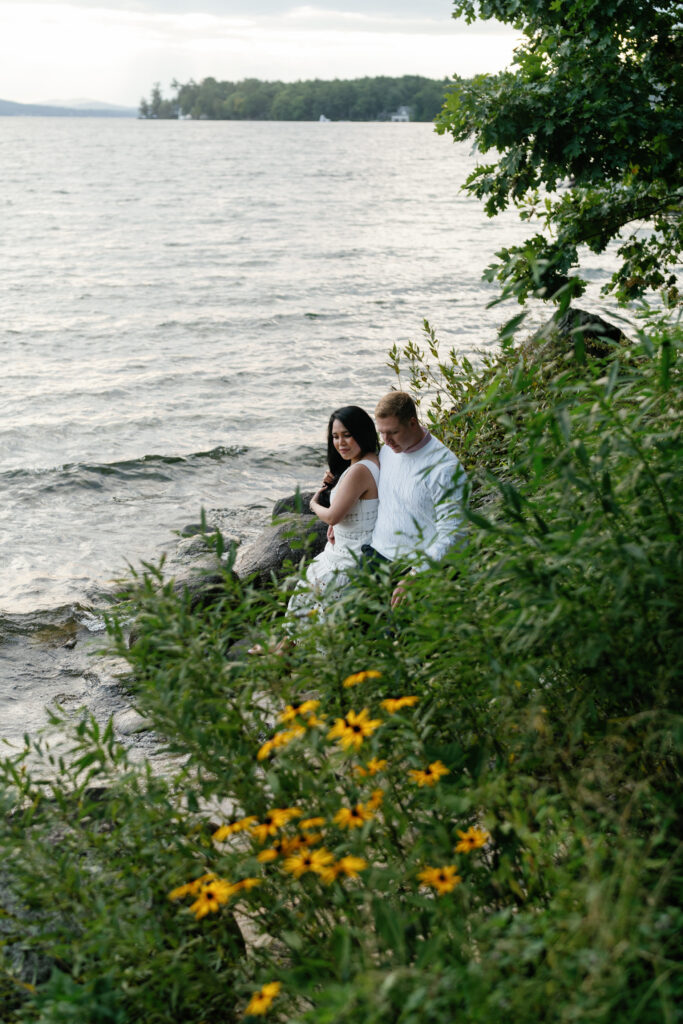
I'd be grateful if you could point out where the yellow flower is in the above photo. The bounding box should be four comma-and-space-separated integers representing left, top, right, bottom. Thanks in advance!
257, 833, 317, 862
333, 801, 374, 829
455, 826, 490, 853
233, 877, 261, 893
409, 760, 450, 787
168, 872, 216, 901
335, 855, 368, 879
257, 848, 279, 863
306, 713, 327, 728
355, 757, 388, 777
188, 878, 237, 919
298, 699, 321, 716
213, 818, 258, 842
283, 847, 335, 878
343, 670, 382, 688
381, 696, 419, 714
278, 700, 320, 723
365, 788, 384, 811
245, 981, 281, 1017
329, 708, 382, 751
299, 816, 326, 830
250, 807, 301, 844
417, 865, 462, 895
258, 725, 306, 761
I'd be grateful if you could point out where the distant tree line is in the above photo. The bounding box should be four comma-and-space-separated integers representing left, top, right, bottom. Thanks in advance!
138, 75, 453, 121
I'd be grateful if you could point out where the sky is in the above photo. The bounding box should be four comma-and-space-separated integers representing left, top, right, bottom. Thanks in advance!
0, 1, 521, 108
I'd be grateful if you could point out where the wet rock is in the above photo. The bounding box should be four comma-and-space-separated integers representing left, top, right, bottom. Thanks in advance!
272, 490, 316, 517
233, 514, 327, 588
180, 522, 208, 537
113, 708, 152, 736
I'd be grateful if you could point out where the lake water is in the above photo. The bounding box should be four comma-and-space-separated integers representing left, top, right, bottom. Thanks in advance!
0, 118, 621, 745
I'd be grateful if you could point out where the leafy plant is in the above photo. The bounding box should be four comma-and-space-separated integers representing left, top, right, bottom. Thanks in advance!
436, 0, 683, 304
1, 312, 680, 1023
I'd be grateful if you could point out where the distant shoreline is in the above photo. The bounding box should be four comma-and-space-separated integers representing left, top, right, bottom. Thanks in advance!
0, 98, 137, 117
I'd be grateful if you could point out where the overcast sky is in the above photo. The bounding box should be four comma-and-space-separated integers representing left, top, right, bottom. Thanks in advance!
0, 1, 521, 107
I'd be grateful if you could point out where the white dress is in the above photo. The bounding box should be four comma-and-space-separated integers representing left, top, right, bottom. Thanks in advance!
286, 458, 380, 624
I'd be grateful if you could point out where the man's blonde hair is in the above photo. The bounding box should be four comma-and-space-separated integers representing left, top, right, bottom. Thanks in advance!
375, 391, 418, 424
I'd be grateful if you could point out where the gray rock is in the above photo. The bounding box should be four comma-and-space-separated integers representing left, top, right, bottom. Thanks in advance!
526, 306, 629, 360
234, 513, 327, 588
272, 490, 317, 517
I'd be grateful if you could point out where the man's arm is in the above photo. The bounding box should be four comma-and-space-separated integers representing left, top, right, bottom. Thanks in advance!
422, 459, 467, 564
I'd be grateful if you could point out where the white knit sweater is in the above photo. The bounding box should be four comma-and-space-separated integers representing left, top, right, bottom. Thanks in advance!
370, 435, 466, 566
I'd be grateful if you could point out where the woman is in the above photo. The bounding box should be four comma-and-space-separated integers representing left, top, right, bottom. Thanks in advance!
287, 405, 380, 625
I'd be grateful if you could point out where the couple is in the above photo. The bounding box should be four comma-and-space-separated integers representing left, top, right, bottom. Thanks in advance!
287, 390, 466, 624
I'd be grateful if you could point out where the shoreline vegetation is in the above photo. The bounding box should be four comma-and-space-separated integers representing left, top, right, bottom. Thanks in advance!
2, 1, 681, 1019
138, 75, 454, 122
1, 308, 680, 1022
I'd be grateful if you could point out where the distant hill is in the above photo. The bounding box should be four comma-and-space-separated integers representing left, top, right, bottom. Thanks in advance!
0, 98, 137, 117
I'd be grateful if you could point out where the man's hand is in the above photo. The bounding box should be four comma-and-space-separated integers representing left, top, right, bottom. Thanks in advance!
390, 576, 414, 609
327, 524, 335, 545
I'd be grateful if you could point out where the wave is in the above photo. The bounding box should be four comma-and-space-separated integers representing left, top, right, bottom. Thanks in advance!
2, 445, 248, 489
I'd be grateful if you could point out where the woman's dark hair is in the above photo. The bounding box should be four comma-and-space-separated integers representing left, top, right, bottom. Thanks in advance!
317, 406, 379, 505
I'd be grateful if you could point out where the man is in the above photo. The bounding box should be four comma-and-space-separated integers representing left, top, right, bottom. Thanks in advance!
364, 391, 466, 607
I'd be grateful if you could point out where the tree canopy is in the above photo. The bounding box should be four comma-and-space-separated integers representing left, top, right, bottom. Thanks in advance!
139, 75, 451, 123
436, 0, 683, 304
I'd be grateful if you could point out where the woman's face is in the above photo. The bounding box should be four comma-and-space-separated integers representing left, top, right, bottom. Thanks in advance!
331, 418, 362, 463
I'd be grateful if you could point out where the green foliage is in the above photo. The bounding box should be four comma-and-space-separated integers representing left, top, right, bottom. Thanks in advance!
1, 313, 680, 1023
138, 75, 452, 122
436, 0, 683, 304
138, 82, 178, 120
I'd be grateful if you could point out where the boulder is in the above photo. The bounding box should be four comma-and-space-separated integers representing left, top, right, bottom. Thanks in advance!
526, 306, 629, 360
272, 490, 316, 517
233, 513, 327, 588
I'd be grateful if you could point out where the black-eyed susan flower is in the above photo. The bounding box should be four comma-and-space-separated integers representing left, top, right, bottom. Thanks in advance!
233, 877, 261, 893
380, 696, 419, 714
299, 816, 326, 830
455, 826, 490, 853
409, 760, 450, 787
213, 818, 257, 842
305, 713, 327, 728
283, 847, 334, 878
188, 878, 237, 919
168, 873, 217, 901
354, 757, 388, 777
325, 851, 368, 884
278, 699, 320, 724
343, 670, 382, 688
365, 788, 384, 811
328, 708, 382, 751
257, 725, 306, 761
417, 865, 462, 895
333, 801, 374, 829
250, 807, 301, 844
257, 836, 300, 862
257, 833, 318, 862
244, 980, 281, 1016
297, 699, 321, 716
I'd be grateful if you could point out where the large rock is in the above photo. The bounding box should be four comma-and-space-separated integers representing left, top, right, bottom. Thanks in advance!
272, 490, 316, 517
526, 306, 629, 360
233, 513, 327, 588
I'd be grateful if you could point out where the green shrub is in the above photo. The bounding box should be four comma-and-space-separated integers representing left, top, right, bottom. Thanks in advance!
1, 313, 680, 1023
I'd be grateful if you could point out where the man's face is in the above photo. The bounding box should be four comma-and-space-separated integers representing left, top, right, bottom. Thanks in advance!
376, 415, 421, 453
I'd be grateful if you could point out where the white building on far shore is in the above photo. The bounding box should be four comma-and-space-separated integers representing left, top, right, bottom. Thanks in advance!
390, 105, 410, 122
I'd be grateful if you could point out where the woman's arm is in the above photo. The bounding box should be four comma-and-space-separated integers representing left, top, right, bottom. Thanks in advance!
310, 463, 376, 526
